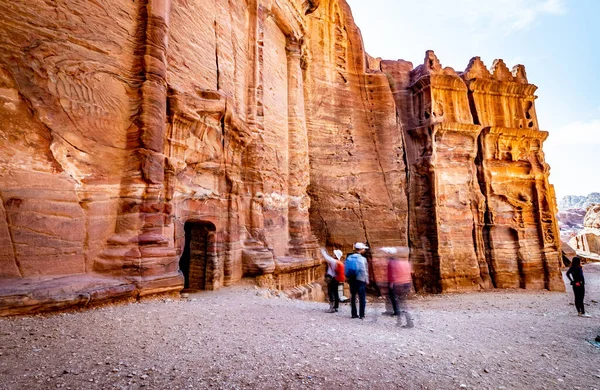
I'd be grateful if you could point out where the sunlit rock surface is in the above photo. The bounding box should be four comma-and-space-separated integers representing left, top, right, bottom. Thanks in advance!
381, 53, 564, 292
570, 204, 600, 258
559, 193, 600, 210
0, 0, 563, 315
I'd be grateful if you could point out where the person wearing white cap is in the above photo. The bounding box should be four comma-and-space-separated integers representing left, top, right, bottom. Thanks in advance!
344, 242, 369, 319
320, 248, 345, 313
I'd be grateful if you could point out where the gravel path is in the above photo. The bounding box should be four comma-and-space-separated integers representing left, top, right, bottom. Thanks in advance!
1, 264, 599, 390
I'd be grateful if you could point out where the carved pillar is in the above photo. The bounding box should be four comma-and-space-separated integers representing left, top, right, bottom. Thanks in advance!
532, 145, 564, 291
286, 37, 317, 257
245, 0, 267, 241
96, 0, 181, 294
465, 57, 564, 292
400, 51, 489, 292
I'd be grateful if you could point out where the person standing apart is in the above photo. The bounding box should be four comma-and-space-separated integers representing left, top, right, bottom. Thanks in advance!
345, 242, 369, 319
321, 248, 344, 313
386, 247, 414, 328
566, 256, 591, 317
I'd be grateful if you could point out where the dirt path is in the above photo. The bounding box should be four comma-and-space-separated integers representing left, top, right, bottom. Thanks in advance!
1, 264, 599, 390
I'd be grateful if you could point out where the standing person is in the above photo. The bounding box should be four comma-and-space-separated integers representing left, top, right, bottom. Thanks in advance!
333, 249, 345, 301
321, 248, 344, 313
387, 247, 414, 328
345, 242, 369, 319
566, 256, 591, 317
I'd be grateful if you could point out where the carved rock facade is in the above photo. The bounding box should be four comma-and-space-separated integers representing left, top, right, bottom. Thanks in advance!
381, 53, 564, 292
0, 0, 563, 314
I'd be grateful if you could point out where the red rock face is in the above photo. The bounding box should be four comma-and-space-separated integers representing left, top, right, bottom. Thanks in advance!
382, 53, 564, 292
0, 0, 563, 314
304, 1, 408, 252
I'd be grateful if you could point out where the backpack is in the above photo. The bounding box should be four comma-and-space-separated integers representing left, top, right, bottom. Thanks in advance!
345, 254, 360, 279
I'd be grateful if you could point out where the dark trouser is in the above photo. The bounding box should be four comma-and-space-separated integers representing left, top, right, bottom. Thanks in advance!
349, 279, 366, 318
389, 283, 413, 326
327, 278, 340, 309
573, 285, 585, 314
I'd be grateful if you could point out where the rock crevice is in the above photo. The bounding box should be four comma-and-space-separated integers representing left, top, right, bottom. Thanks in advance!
0, 0, 564, 315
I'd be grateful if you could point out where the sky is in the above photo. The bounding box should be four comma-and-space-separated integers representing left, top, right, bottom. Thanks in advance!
345, 0, 599, 199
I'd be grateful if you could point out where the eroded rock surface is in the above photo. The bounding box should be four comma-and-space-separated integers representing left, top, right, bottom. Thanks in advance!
0, 0, 564, 315
570, 204, 600, 257
557, 208, 586, 242
557, 193, 600, 242
381, 53, 564, 292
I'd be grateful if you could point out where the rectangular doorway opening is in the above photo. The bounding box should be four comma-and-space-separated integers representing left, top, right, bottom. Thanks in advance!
180, 221, 217, 290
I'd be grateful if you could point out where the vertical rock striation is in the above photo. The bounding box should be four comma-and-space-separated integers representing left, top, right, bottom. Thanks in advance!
382, 53, 564, 292
0, 0, 563, 315
303, 1, 408, 252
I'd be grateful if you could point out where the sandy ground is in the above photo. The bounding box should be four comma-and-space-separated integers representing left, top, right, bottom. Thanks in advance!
1, 265, 599, 390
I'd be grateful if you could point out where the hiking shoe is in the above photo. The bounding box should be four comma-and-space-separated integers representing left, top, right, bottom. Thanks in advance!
581, 313, 591, 318
351, 315, 359, 319
325, 308, 336, 313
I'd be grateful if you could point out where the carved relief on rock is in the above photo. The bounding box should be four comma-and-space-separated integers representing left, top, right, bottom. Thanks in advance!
466, 56, 564, 291
0, 0, 566, 316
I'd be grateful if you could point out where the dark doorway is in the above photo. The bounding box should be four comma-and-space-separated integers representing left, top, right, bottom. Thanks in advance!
180, 221, 216, 290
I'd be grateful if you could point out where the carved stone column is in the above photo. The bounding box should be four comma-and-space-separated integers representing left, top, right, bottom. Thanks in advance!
286, 37, 317, 257
96, 0, 182, 295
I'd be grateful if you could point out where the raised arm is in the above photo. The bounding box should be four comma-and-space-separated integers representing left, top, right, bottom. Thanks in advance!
320, 248, 337, 267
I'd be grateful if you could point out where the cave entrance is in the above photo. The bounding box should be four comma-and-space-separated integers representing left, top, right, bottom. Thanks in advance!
180, 221, 217, 290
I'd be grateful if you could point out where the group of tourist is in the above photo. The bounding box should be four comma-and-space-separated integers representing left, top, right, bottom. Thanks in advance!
321, 243, 414, 328
321, 244, 593, 326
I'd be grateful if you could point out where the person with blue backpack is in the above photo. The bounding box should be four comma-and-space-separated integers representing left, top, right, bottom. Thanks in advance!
345, 242, 369, 319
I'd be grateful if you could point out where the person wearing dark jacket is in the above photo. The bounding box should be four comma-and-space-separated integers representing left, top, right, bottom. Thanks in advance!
566, 256, 591, 317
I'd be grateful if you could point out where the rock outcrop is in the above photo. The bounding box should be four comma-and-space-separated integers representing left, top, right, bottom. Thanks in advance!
557, 208, 586, 242
381, 53, 564, 292
557, 193, 600, 243
570, 204, 600, 258
0, 0, 564, 315
558, 193, 600, 210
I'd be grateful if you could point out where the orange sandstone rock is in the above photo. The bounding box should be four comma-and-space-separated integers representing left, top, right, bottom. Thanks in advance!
570, 204, 600, 257
0, 0, 564, 315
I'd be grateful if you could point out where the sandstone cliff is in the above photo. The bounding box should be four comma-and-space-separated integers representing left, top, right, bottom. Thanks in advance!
557, 193, 600, 242
0, 0, 564, 315
378, 53, 564, 292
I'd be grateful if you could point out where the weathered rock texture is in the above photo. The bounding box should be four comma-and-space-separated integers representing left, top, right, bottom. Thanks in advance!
570, 204, 600, 258
557, 193, 600, 242
380, 53, 564, 292
0, 0, 563, 314
557, 208, 586, 242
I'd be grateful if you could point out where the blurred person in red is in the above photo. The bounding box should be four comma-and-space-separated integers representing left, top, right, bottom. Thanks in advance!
385, 247, 414, 328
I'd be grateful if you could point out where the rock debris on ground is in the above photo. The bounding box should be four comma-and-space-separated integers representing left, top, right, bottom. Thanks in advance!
1, 264, 599, 390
